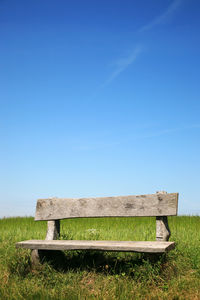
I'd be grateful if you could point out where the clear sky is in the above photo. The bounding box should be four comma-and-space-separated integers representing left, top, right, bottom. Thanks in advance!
1, 0, 200, 217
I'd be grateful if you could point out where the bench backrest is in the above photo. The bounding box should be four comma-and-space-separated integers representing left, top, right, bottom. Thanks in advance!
35, 193, 178, 221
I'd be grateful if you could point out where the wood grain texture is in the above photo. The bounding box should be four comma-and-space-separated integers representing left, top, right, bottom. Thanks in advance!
35, 193, 178, 221
16, 240, 175, 253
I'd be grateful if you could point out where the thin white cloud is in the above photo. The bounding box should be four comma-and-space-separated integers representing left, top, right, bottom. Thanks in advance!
103, 45, 142, 86
100, 1, 183, 87
139, 0, 182, 33
140, 124, 200, 139
72, 124, 200, 151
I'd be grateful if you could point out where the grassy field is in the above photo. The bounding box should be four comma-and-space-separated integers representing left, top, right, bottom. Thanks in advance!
0, 216, 200, 299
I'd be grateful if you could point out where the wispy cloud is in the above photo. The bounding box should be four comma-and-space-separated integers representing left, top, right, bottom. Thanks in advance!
72, 124, 200, 151
100, 0, 182, 87
139, 124, 200, 139
103, 45, 142, 86
139, 0, 182, 33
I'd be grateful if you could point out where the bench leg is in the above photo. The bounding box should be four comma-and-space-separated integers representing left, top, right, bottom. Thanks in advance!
31, 249, 56, 266
31, 220, 61, 267
31, 249, 66, 268
31, 249, 41, 267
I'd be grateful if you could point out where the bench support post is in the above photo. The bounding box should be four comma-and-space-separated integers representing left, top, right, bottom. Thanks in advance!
31, 249, 44, 266
156, 216, 171, 241
155, 191, 171, 241
31, 220, 60, 267
45, 220, 60, 240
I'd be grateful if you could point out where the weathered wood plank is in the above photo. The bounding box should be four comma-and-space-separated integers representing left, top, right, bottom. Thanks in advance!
35, 193, 178, 220
16, 240, 175, 253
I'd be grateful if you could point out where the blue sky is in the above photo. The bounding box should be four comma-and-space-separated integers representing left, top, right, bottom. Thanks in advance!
0, 0, 200, 217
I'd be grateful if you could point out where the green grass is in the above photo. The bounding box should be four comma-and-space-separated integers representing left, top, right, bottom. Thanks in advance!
0, 216, 200, 299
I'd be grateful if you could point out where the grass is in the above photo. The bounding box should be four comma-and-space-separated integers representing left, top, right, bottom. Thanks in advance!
0, 216, 200, 299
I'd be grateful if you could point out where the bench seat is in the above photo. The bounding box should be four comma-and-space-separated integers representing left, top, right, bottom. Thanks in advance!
16, 240, 175, 253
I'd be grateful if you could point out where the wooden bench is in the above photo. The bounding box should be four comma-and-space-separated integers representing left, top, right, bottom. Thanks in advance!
16, 191, 178, 264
